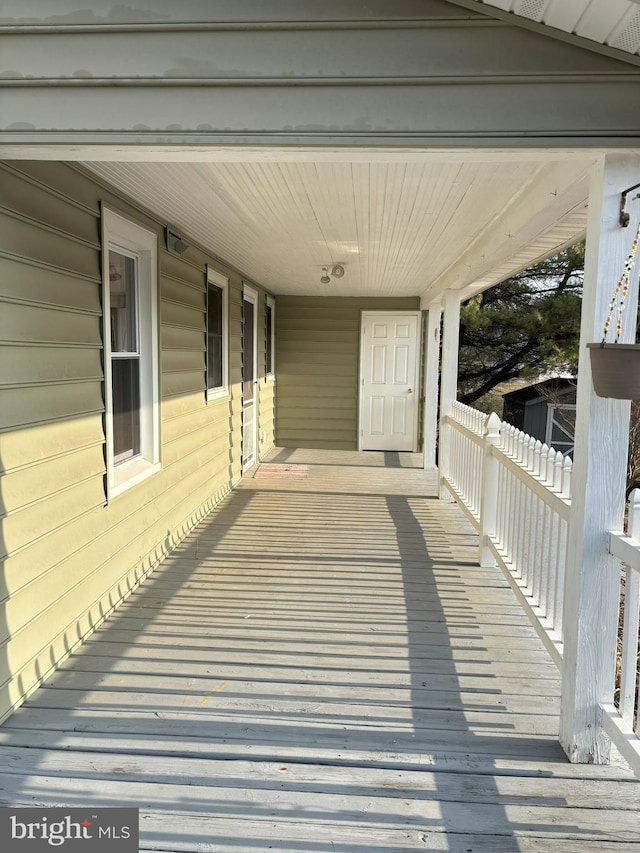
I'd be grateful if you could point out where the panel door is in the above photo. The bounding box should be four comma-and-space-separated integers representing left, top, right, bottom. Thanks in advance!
360, 312, 420, 451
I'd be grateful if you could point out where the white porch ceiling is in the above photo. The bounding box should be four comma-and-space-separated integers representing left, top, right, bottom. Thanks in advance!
477, 0, 640, 57
86, 152, 594, 302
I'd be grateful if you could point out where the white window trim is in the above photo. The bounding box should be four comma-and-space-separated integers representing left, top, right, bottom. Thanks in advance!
206, 265, 230, 402
102, 207, 160, 500
266, 294, 276, 381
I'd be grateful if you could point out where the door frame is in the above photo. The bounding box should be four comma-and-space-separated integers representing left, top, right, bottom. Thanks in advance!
358, 310, 422, 452
242, 283, 259, 473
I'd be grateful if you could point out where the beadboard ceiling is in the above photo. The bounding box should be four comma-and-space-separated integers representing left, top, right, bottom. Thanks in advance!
476, 0, 640, 57
8, 1, 638, 303
81, 1, 637, 302
86, 153, 593, 301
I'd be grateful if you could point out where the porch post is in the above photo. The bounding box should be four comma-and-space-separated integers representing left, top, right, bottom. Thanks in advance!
559, 152, 640, 764
422, 298, 442, 471
438, 290, 460, 500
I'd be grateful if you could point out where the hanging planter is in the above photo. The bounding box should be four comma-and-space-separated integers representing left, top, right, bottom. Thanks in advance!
588, 343, 640, 399
588, 219, 640, 400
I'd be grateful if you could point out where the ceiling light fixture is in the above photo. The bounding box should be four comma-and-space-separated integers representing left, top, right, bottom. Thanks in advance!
320, 263, 346, 284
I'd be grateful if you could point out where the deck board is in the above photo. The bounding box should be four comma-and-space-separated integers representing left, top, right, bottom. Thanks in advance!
0, 448, 638, 851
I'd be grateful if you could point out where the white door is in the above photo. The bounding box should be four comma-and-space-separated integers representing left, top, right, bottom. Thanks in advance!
360, 312, 420, 451
242, 286, 258, 472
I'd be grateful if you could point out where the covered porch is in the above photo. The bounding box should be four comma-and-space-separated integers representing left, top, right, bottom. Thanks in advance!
0, 449, 637, 852
2, 2, 640, 840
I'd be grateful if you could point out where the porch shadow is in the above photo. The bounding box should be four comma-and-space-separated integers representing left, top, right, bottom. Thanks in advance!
0, 451, 634, 850
384, 490, 575, 848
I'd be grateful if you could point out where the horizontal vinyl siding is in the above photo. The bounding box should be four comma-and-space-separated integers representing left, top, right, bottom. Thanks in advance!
276, 297, 419, 450
0, 0, 458, 25
0, 160, 272, 723
160, 260, 207, 401
5, 23, 633, 80
1, 1, 639, 145
259, 378, 276, 460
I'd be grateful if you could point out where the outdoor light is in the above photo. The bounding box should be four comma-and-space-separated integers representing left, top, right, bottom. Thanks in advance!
320, 263, 345, 284
166, 228, 189, 255
619, 180, 640, 227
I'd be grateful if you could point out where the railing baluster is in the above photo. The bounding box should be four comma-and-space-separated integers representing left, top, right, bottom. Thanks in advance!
514, 431, 527, 579
502, 426, 512, 562
541, 448, 555, 617
547, 451, 563, 631
513, 430, 525, 575
562, 455, 572, 499
620, 489, 640, 728
522, 436, 536, 588
533, 443, 549, 608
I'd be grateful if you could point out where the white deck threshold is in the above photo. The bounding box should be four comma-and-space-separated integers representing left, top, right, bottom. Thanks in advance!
0, 449, 638, 851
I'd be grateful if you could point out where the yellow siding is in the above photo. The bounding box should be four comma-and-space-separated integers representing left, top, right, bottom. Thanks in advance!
0, 346, 103, 388
0, 161, 275, 724
0, 415, 105, 471
259, 378, 276, 459
250, 289, 276, 460
0, 212, 99, 279
276, 296, 420, 450
0, 256, 101, 314
0, 383, 104, 430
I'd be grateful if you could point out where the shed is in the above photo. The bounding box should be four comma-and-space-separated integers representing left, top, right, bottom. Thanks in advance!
503, 377, 577, 456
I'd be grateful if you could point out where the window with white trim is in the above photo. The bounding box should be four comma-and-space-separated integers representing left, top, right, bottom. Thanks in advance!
206, 266, 229, 400
266, 295, 275, 379
102, 208, 160, 499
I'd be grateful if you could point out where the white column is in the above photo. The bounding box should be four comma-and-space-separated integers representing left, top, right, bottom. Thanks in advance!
438, 290, 461, 500
560, 152, 640, 764
422, 298, 442, 470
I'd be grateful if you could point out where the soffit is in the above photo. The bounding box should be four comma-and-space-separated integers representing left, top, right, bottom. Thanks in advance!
85, 152, 593, 301
475, 0, 640, 58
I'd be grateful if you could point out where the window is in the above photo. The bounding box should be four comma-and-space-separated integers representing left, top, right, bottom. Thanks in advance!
266, 295, 275, 379
102, 208, 160, 498
206, 266, 229, 400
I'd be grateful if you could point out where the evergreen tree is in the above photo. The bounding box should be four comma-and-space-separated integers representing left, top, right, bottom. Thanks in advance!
458, 242, 584, 406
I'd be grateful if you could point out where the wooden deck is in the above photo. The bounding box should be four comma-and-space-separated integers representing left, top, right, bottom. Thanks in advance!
1, 449, 638, 852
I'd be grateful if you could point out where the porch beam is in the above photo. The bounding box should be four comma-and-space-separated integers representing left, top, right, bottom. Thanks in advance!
438, 290, 460, 499
0, 145, 606, 164
422, 298, 442, 471
422, 159, 593, 301
559, 151, 640, 764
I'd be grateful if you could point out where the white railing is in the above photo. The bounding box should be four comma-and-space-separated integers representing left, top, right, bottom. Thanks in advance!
442, 402, 640, 776
605, 489, 640, 777
444, 401, 488, 524
442, 402, 571, 666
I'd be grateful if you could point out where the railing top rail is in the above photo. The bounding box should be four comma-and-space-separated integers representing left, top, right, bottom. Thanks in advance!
609, 490, 640, 573
609, 532, 640, 576
449, 401, 489, 436
446, 403, 573, 510
451, 403, 572, 461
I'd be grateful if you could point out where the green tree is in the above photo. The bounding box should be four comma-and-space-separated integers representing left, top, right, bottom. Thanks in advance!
458, 242, 584, 406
